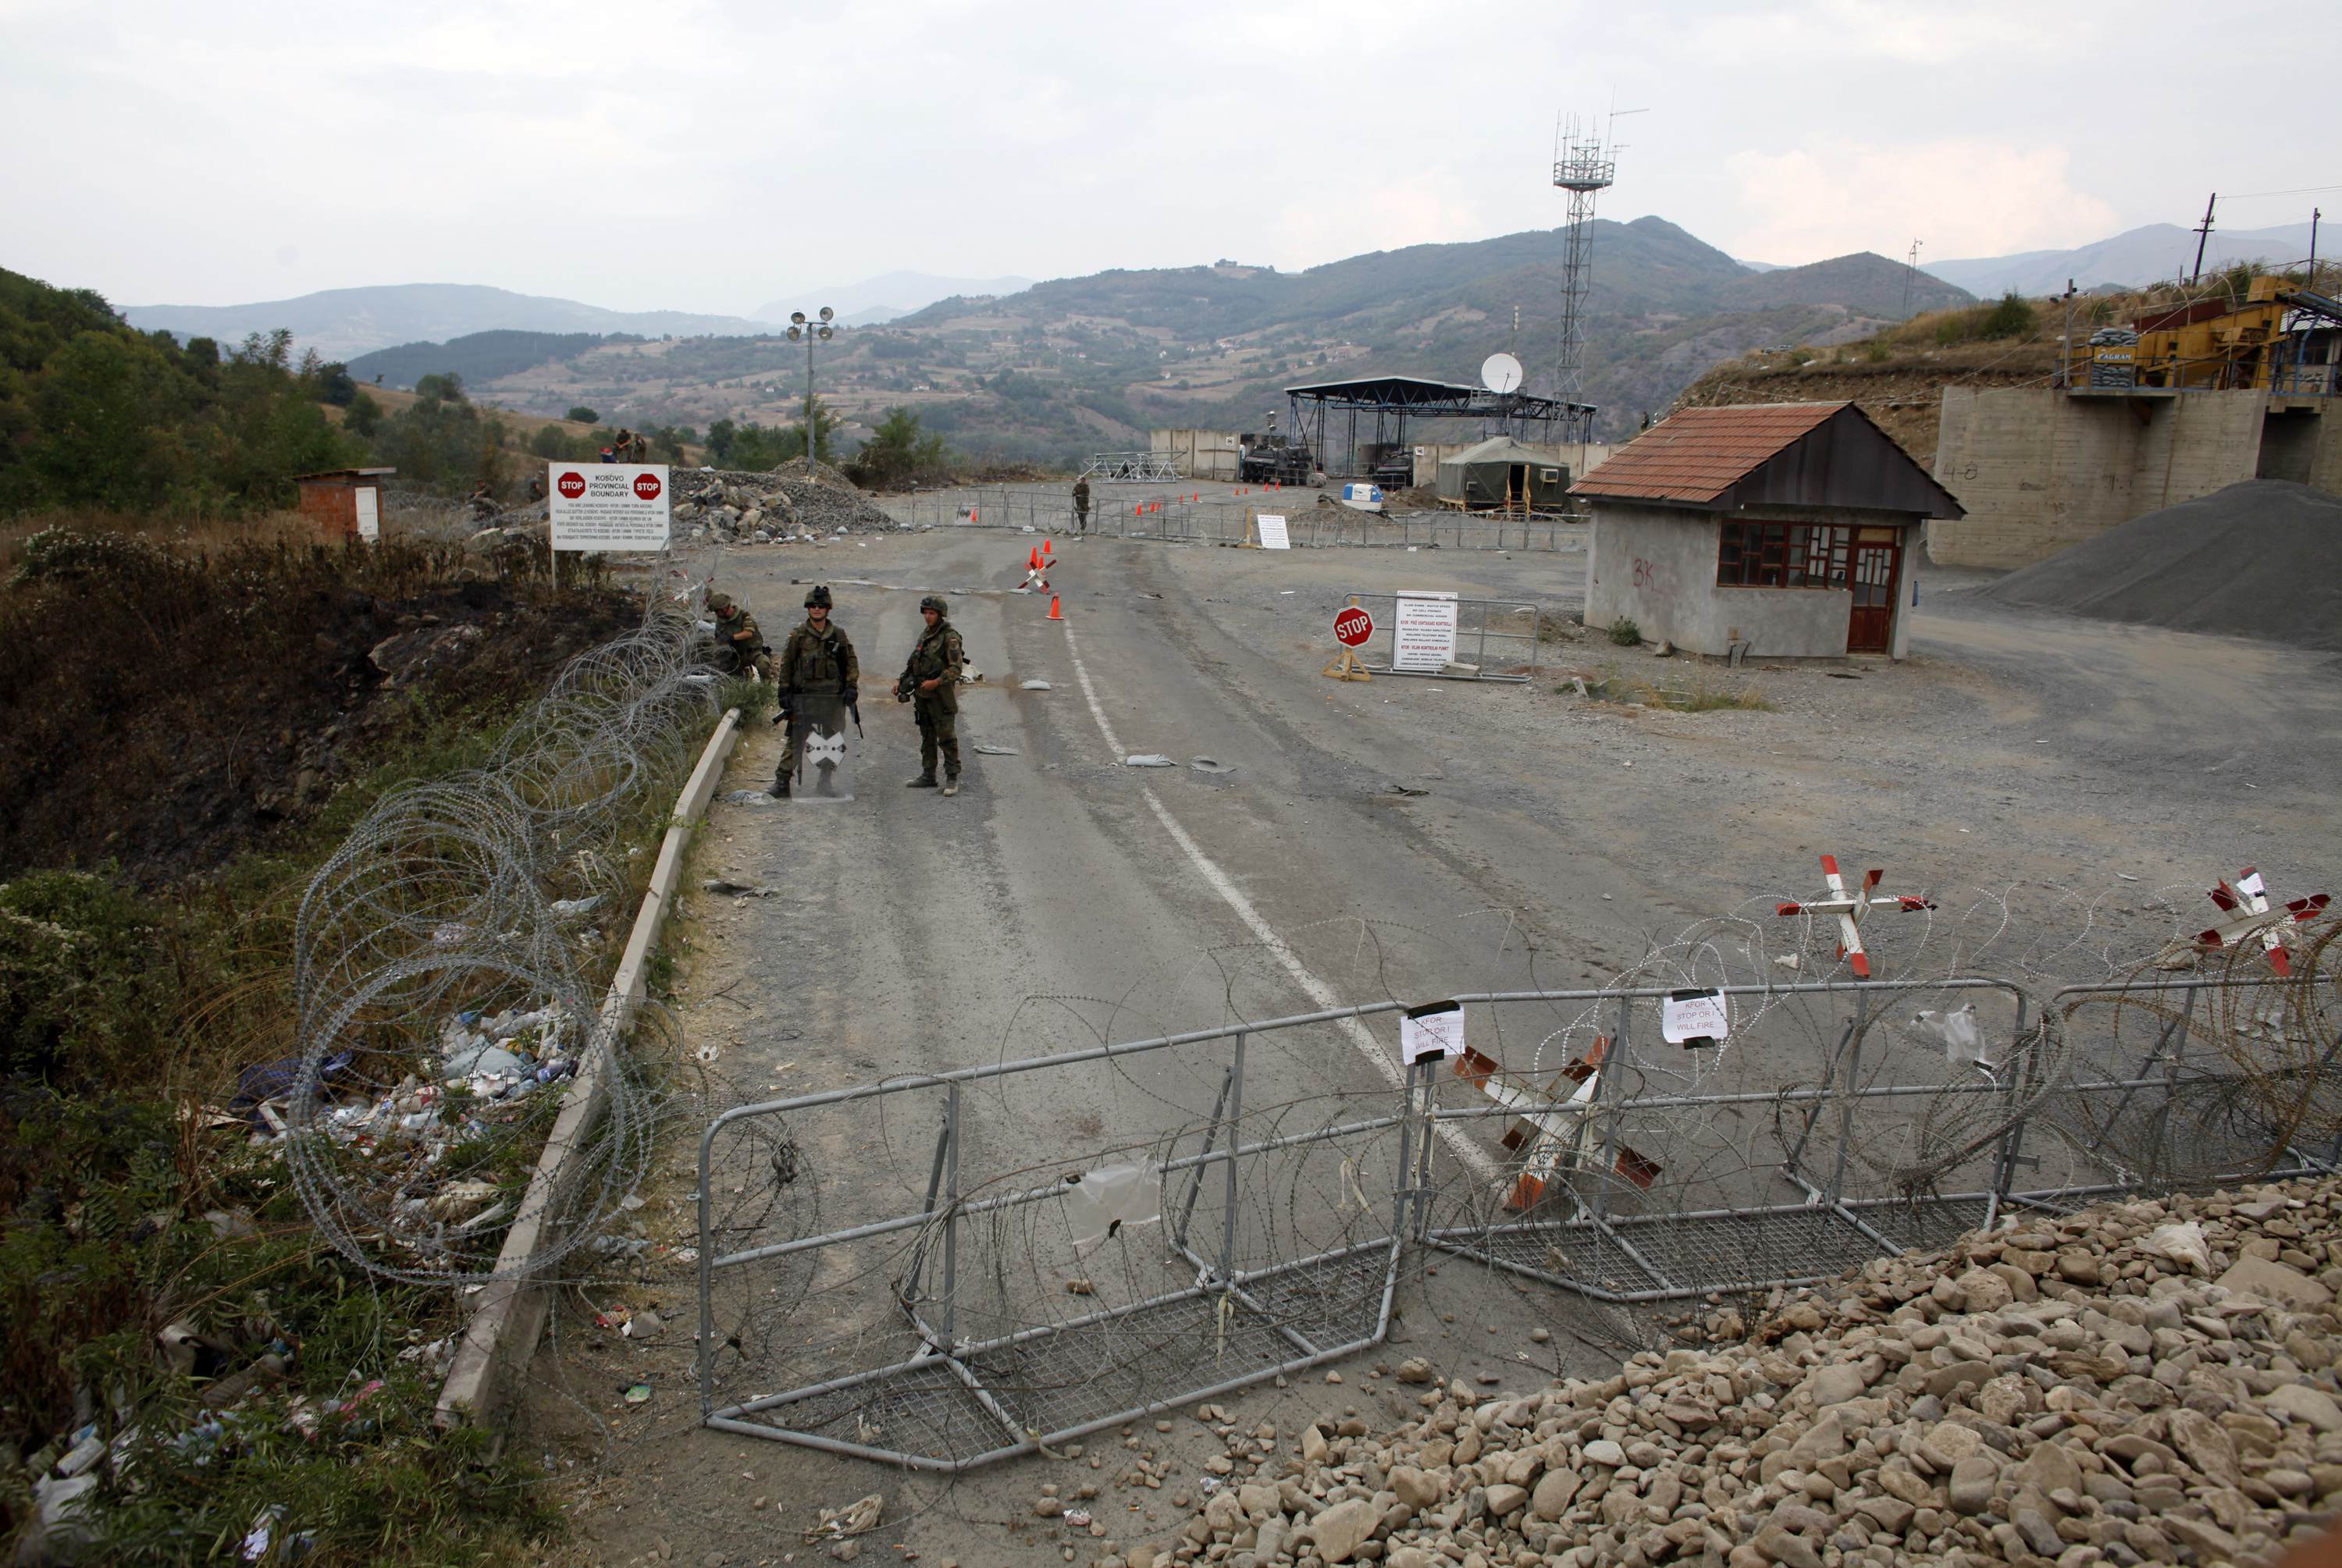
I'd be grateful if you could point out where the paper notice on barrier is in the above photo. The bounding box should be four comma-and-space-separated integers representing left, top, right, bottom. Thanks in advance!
1400, 999, 1465, 1064
1392, 592, 1459, 672
1662, 988, 1729, 1047
1062, 1163, 1162, 1247
550, 463, 671, 552
1256, 513, 1290, 550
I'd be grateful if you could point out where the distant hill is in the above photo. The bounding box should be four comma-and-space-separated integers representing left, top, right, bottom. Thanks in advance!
346, 329, 640, 389
123, 283, 773, 361
886, 218, 1970, 439
1924, 222, 2318, 297
756, 272, 1036, 328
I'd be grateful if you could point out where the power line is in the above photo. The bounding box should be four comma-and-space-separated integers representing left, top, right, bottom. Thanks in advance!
2219, 183, 2342, 201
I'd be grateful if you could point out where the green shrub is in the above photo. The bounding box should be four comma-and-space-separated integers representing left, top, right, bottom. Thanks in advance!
1607, 616, 1642, 646
1978, 290, 2035, 339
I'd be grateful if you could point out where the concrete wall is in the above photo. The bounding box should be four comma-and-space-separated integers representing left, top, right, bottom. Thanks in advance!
1586, 503, 1915, 660
1927, 388, 2270, 568
1149, 428, 1240, 482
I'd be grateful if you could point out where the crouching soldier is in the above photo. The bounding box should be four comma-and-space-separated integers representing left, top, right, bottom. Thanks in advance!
707, 592, 766, 681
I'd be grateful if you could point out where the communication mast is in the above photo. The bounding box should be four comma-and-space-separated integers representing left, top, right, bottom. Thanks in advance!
1550, 114, 1619, 439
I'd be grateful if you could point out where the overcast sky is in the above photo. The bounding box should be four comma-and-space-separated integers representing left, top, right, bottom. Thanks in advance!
7, 0, 2336, 315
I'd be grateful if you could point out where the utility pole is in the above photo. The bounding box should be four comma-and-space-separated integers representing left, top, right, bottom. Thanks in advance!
2058, 279, 2077, 389
2312, 207, 2322, 290
785, 307, 835, 464
2190, 193, 2218, 285
1902, 239, 1924, 316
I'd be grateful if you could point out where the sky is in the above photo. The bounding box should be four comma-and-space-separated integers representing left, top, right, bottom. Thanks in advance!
5, 0, 2337, 315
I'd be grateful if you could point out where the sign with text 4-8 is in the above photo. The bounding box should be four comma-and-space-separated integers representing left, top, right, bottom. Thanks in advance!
550, 464, 671, 552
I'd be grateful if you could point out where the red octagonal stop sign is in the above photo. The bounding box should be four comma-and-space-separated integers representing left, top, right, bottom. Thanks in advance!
1333, 606, 1374, 647
632, 471, 662, 501
556, 470, 586, 500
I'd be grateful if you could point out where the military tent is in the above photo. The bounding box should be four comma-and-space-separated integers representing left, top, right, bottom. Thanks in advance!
1433, 437, 1571, 510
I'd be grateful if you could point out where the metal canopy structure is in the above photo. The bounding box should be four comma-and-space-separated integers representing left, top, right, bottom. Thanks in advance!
1283, 375, 1596, 481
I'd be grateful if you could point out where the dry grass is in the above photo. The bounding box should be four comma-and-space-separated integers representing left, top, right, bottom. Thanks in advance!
0, 507, 318, 575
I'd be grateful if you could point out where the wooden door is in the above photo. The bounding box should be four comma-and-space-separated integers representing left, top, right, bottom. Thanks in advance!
1847, 540, 1900, 654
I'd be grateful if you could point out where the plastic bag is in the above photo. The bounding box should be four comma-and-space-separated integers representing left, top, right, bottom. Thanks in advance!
1062, 1163, 1162, 1247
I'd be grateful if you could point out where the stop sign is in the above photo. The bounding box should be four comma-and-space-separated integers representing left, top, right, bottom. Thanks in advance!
556, 470, 586, 500
1333, 606, 1374, 647
632, 471, 662, 501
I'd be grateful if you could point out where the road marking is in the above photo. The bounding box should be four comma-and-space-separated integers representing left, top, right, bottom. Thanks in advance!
1060, 621, 1498, 1182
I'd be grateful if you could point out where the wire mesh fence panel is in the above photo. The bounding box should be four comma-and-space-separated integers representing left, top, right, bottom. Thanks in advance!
697, 1012, 1411, 1470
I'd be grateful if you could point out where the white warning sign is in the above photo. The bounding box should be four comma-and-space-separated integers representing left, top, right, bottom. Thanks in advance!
1392, 592, 1459, 673
1255, 512, 1290, 550
1400, 999, 1465, 1065
549, 464, 671, 552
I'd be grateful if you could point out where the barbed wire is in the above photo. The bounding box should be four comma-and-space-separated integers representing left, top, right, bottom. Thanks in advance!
276, 568, 736, 1287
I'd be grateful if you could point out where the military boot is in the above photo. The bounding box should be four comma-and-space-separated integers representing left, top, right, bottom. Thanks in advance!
770, 777, 790, 798
941, 776, 960, 797
906, 773, 938, 788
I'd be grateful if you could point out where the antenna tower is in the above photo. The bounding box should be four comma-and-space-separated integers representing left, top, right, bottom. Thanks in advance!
1551, 114, 1618, 436
1902, 238, 1923, 315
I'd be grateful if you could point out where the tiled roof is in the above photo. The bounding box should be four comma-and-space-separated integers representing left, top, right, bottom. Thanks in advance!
1572, 403, 1851, 503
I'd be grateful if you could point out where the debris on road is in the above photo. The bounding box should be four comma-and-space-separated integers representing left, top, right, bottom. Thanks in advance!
1020, 680, 1054, 692
1148, 1173, 2342, 1568
1123, 754, 1176, 767
703, 877, 779, 898
972, 742, 1020, 756
805, 1494, 883, 1542
1188, 757, 1234, 774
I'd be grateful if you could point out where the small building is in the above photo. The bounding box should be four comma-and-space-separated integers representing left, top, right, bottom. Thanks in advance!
294, 468, 397, 543
1434, 436, 1571, 510
1575, 403, 1963, 660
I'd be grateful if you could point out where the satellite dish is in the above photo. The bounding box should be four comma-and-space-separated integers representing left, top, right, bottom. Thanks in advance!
1481, 352, 1524, 394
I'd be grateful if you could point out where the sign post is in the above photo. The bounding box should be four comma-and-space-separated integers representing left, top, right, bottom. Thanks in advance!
1323, 600, 1374, 682
549, 463, 671, 592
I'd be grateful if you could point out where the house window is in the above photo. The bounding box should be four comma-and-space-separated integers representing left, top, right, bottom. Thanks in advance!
1717, 522, 1854, 588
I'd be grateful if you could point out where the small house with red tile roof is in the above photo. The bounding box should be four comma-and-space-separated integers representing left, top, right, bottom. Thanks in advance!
1572, 403, 1964, 660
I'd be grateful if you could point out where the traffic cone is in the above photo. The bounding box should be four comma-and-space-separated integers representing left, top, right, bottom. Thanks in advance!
1048, 595, 1063, 620
1027, 545, 1040, 572
1041, 539, 1052, 559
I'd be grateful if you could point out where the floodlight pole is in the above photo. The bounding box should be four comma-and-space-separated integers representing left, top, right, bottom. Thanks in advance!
785, 307, 836, 464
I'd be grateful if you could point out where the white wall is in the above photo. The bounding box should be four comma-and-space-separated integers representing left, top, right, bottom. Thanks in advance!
1586, 502, 1916, 660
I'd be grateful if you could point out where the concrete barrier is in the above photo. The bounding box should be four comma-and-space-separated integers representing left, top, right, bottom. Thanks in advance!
436, 706, 744, 1430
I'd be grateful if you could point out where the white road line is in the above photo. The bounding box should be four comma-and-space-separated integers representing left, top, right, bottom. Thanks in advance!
1059, 621, 1499, 1182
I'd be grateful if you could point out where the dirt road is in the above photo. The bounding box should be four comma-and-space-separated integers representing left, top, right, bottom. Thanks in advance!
527, 524, 2342, 1567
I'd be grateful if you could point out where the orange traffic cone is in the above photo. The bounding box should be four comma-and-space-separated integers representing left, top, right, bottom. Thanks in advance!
1048, 595, 1063, 620
1041, 538, 1052, 558
1027, 545, 1040, 571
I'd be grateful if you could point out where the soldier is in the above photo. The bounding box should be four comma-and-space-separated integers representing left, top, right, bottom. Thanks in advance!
613, 427, 636, 460
468, 478, 497, 521
525, 473, 546, 503
895, 594, 964, 796
707, 592, 766, 681
771, 585, 859, 799
631, 430, 652, 463
1072, 475, 1091, 534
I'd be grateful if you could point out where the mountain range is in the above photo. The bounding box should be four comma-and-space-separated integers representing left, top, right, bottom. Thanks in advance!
753, 272, 1035, 329
1923, 221, 2319, 297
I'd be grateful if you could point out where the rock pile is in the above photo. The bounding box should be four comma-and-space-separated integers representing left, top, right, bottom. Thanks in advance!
1117, 1177, 2342, 1568
672, 468, 906, 544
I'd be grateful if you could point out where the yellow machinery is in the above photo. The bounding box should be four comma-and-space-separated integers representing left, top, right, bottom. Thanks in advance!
2070, 276, 2342, 392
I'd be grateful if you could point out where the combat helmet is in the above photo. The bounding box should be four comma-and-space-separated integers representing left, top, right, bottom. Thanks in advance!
707, 591, 735, 613
919, 594, 949, 616
804, 584, 833, 609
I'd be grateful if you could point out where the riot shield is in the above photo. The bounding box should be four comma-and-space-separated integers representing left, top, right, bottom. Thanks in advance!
785, 692, 854, 802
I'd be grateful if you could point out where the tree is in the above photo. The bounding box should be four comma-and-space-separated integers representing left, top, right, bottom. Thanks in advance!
413, 371, 465, 404
565, 405, 599, 424
345, 390, 385, 438
845, 407, 950, 490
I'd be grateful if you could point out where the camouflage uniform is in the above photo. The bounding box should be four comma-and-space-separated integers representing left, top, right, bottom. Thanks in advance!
1072, 478, 1091, 533
709, 595, 767, 681
775, 613, 860, 786
896, 601, 964, 788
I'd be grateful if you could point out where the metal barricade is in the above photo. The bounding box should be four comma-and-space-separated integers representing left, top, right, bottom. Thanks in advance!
1340, 592, 1542, 681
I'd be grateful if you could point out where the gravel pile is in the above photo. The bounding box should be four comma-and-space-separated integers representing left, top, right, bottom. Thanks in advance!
1123, 1176, 2342, 1568
1981, 478, 2342, 651
672, 468, 909, 544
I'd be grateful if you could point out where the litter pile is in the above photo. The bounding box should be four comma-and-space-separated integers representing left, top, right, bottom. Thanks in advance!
1981, 478, 2342, 651
1128, 1175, 2342, 1568
672, 468, 907, 544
